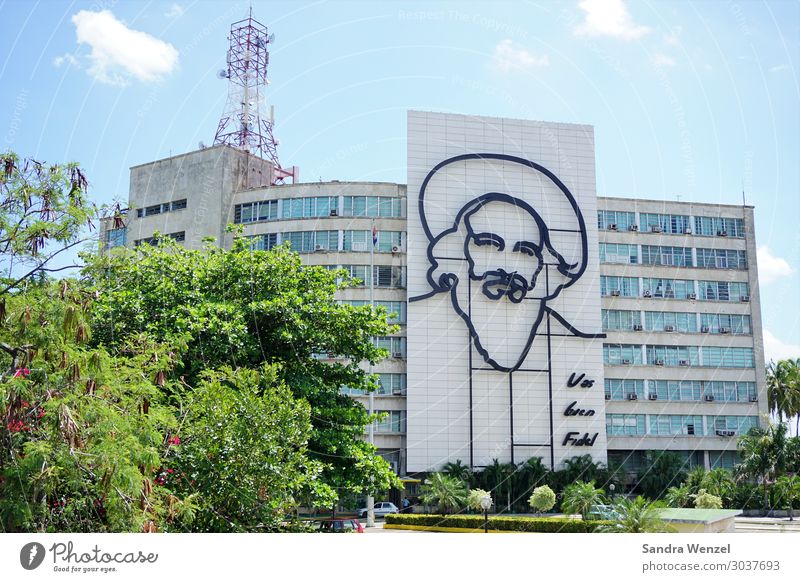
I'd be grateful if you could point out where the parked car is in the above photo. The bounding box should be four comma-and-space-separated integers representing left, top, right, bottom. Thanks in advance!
315, 518, 364, 533
357, 502, 399, 519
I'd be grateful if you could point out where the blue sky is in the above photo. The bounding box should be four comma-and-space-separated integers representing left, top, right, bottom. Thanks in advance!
0, 0, 797, 360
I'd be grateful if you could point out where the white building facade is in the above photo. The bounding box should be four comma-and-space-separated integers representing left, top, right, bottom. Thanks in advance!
102, 111, 767, 481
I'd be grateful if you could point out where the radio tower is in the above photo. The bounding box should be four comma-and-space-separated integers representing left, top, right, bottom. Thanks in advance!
213, 9, 297, 185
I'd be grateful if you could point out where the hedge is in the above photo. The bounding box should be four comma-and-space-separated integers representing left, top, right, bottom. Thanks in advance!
384, 513, 611, 533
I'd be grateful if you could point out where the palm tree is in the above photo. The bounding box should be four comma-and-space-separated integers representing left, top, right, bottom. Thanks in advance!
441, 459, 472, 483
736, 425, 782, 512
563, 455, 600, 483
767, 359, 800, 428
482, 459, 517, 513
637, 452, 688, 499
561, 481, 605, 520
515, 457, 548, 510
700, 468, 735, 504
419, 473, 468, 515
774, 475, 800, 520
665, 484, 692, 508
598, 496, 674, 533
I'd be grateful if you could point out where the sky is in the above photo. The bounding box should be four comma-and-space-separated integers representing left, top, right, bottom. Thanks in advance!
0, 0, 798, 361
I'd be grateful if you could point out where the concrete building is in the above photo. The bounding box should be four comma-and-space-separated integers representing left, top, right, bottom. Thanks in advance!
102, 111, 766, 484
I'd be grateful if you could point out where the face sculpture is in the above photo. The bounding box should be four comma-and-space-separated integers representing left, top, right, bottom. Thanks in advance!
415, 154, 588, 373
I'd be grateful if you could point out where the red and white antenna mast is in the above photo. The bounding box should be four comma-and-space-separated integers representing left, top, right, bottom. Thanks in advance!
213, 9, 297, 185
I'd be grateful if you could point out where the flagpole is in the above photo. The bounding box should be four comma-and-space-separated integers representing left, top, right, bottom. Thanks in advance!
366, 219, 375, 528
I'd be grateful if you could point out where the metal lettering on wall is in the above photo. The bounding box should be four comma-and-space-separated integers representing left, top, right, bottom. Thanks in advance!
410, 153, 605, 468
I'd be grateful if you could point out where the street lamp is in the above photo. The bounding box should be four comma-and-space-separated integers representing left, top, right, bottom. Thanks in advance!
609, 483, 616, 500
480, 495, 492, 533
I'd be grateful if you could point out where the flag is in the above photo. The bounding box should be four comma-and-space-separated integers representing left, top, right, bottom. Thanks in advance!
372, 225, 378, 246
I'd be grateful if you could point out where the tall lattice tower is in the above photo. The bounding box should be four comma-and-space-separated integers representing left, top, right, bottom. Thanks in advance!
213, 9, 297, 185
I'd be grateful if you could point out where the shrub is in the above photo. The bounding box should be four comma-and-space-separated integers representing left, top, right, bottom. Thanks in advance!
385, 513, 610, 533
693, 489, 723, 510
529, 485, 556, 514
466, 489, 492, 512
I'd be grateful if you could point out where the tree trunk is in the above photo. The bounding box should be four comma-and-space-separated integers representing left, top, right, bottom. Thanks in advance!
763, 480, 769, 514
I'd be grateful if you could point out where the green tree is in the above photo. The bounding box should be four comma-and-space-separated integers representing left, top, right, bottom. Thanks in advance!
481, 459, 517, 513
84, 237, 400, 502
420, 473, 467, 515
774, 475, 800, 520
693, 489, 723, 509
442, 459, 471, 483
528, 485, 556, 515
664, 484, 693, 508
562, 481, 605, 520
637, 452, 689, 499
700, 468, 735, 504
0, 153, 95, 296
466, 488, 492, 512
767, 359, 800, 429
598, 496, 673, 533
736, 424, 788, 512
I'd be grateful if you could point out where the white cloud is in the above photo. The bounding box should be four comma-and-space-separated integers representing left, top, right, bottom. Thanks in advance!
573, 0, 651, 41
769, 63, 789, 73
70, 10, 178, 86
53, 53, 80, 68
663, 28, 682, 47
763, 329, 800, 363
491, 40, 549, 73
165, 4, 185, 19
651, 53, 677, 68
757, 245, 795, 284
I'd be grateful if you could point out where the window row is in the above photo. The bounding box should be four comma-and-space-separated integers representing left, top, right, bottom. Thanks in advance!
600, 276, 750, 302
602, 309, 751, 335
340, 300, 407, 324
597, 211, 744, 238
600, 244, 747, 270
603, 344, 755, 368
246, 230, 405, 253
135, 198, 187, 218
604, 379, 757, 402
374, 336, 407, 358
134, 231, 186, 246
374, 410, 406, 433
234, 195, 405, 223
340, 373, 407, 396
606, 414, 757, 437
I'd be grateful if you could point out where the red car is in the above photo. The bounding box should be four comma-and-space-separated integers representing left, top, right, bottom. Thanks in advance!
315, 518, 364, 533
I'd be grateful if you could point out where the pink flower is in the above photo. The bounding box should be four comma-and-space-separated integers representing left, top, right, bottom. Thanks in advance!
168, 435, 181, 445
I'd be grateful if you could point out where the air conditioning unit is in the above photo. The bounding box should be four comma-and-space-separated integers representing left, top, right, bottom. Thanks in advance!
716, 430, 735, 437
655, 359, 665, 366
688, 293, 697, 300
329, 209, 338, 216
704, 395, 715, 402
621, 358, 632, 365
627, 393, 638, 401
720, 327, 731, 334
314, 244, 325, 251
717, 230, 728, 237
740, 295, 750, 302
648, 394, 658, 401
749, 395, 758, 403
391, 245, 401, 253
605, 393, 612, 400
664, 325, 676, 332
607, 223, 618, 231
610, 290, 621, 296
651, 225, 662, 233
628, 224, 639, 232
633, 324, 644, 331
392, 352, 404, 359
684, 227, 692, 234
679, 360, 691, 366
643, 290, 652, 298
701, 326, 710, 333
392, 388, 404, 396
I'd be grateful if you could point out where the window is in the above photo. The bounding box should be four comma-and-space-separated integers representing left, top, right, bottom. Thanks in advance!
694, 216, 745, 238
641, 245, 692, 267
235, 200, 278, 223
375, 336, 406, 357
644, 312, 697, 333
134, 231, 185, 246
601, 276, 639, 297
696, 248, 747, 270
701, 347, 755, 368
283, 230, 338, 253
602, 310, 641, 331
599, 243, 638, 264
171, 199, 187, 211
603, 344, 643, 365
698, 280, 749, 302
343, 230, 403, 252
343, 196, 404, 218
341, 300, 406, 324
646, 345, 699, 366
597, 210, 636, 230
281, 196, 338, 219
606, 414, 646, 436
649, 415, 704, 436
699, 313, 751, 335
374, 410, 406, 433
248, 233, 278, 251
640, 213, 691, 234
144, 204, 161, 217
707, 416, 758, 435
709, 451, 739, 470
641, 278, 694, 299
604, 379, 645, 400
338, 265, 406, 288
648, 380, 701, 401
376, 373, 406, 395
105, 227, 126, 248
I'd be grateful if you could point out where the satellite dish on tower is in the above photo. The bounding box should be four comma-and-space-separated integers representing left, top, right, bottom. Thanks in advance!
217, 69, 229, 79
